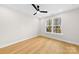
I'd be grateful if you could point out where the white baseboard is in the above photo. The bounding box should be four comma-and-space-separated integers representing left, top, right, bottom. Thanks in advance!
41, 34, 79, 45
0, 34, 38, 48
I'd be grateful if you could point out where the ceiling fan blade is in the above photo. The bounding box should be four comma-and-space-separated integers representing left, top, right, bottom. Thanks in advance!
40, 11, 48, 13
32, 4, 38, 11
33, 12, 37, 15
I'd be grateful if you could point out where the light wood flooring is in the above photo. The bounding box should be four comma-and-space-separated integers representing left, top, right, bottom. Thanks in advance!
0, 36, 79, 54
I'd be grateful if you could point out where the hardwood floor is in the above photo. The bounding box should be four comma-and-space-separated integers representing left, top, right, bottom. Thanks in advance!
0, 36, 79, 54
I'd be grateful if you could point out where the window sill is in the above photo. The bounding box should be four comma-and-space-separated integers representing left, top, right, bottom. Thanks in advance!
52, 33, 63, 35
46, 32, 63, 35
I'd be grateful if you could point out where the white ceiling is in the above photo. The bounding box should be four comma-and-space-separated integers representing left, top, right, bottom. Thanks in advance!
1, 4, 79, 18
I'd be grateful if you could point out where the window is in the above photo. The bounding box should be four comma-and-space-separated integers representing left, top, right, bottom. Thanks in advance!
46, 17, 62, 34
46, 19, 52, 32
53, 17, 61, 33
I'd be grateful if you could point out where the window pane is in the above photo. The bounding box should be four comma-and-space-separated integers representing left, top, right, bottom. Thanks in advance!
47, 19, 52, 25
53, 17, 61, 25
46, 26, 52, 32
53, 26, 61, 33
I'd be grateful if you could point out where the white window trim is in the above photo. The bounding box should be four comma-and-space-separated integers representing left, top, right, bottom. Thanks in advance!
45, 16, 63, 35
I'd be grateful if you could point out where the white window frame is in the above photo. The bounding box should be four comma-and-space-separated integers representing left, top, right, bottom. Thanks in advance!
45, 16, 63, 35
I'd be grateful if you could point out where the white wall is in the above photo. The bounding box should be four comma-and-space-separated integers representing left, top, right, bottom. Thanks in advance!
0, 5, 39, 48
0, 5, 79, 48
40, 9, 79, 45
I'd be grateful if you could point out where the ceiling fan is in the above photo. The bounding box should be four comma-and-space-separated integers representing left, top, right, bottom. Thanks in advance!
32, 4, 48, 15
